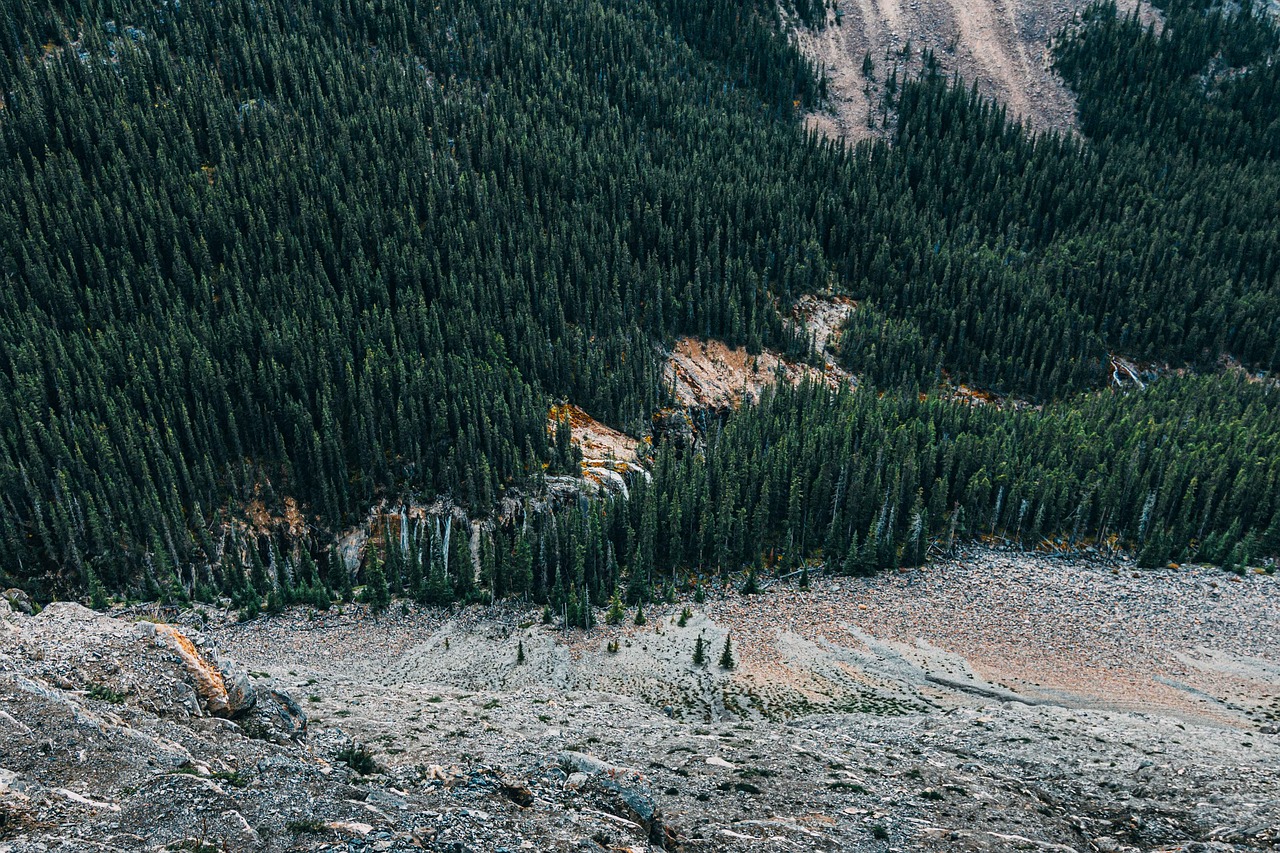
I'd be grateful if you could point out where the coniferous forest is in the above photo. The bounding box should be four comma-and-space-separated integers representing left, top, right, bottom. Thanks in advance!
1, 0, 1278, 611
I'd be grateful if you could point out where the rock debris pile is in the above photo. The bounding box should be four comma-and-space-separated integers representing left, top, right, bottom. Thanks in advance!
2, 549, 1277, 852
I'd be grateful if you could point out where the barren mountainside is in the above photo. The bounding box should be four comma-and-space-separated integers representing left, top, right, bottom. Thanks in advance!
796, 0, 1164, 140
2, 549, 1278, 851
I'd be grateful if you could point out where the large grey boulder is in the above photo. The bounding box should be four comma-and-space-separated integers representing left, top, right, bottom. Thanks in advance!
238, 689, 307, 743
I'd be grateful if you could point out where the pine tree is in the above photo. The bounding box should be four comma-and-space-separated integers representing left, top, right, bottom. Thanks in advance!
86, 566, 109, 611
634, 603, 647, 626
606, 589, 625, 625
362, 556, 391, 615
719, 633, 735, 669
338, 553, 355, 603
693, 633, 707, 666
516, 640, 526, 665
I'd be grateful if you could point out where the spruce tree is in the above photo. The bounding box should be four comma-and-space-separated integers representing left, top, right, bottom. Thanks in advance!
362, 556, 391, 615
86, 566, 109, 611
719, 634, 735, 669
606, 589, 625, 625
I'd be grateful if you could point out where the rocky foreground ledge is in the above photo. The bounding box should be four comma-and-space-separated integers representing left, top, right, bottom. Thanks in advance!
1, 556, 1278, 853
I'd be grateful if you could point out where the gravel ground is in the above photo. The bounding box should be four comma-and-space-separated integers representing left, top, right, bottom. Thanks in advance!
4, 548, 1276, 852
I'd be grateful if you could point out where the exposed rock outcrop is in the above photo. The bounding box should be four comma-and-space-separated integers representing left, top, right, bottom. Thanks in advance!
2, 588, 33, 615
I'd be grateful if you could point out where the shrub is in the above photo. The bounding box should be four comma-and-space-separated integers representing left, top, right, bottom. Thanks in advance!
336, 744, 378, 776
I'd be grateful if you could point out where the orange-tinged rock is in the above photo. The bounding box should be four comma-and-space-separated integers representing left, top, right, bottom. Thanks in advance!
153, 623, 231, 716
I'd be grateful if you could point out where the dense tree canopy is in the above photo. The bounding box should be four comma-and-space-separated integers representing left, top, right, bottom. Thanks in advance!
0, 0, 1276, 604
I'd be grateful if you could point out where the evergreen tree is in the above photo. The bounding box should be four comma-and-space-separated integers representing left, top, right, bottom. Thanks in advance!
86, 566, 109, 611
606, 589, 626, 626
362, 556, 392, 615
719, 634, 736, 669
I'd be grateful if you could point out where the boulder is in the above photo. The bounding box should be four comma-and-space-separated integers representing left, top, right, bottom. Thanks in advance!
559, 750, 641, 779
499, 775, 534, 807
223, 666, 257, 715
151, 623, 232, 716
2, 589, 34, 615
147, 624, 260, 718
582, 775, 677, 849
238, 689, 307, 743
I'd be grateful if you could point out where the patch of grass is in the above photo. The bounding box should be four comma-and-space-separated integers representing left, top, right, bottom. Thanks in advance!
482, 699, 500, 710
336, 744, 378, 776
213, 770, 249, 788
827, 781, 868, 793
871, 824, 889, 840
87, 683, 127, 704
718, 781, 761, 794
286, 818, 327, 834
171, 768, 249, 788
920, 788, 944, 801
736, 767, 774, 778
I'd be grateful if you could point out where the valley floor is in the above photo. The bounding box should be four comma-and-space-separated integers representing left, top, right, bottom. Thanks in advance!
2, 548, 1276, 852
